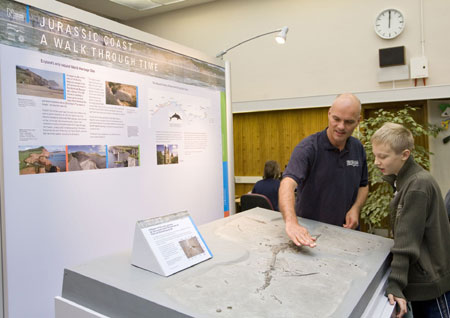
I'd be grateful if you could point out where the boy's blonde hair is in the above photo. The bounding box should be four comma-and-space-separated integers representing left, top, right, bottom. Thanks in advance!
371, 122, 414, 154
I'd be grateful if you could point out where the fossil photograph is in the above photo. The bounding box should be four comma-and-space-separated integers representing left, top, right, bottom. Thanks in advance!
105, 81, 137, 107
179, 237, 204, 258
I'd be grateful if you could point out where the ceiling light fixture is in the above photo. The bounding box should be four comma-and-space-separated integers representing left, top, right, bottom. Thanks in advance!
153, 0, 186, 4
109, 0, 186, 11
216, 26, 289, 59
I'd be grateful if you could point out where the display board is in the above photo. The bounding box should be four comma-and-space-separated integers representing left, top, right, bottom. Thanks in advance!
0, 0, 227, 317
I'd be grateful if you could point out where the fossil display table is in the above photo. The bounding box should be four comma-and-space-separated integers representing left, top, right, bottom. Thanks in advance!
56, 208, 395, 317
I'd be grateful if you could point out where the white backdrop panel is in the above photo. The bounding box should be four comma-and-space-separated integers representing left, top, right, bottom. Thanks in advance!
0, 1, 226, 317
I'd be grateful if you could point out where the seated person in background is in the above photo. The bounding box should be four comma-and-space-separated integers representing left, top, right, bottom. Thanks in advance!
371, 123, 450, 318
252, 160, 281, 211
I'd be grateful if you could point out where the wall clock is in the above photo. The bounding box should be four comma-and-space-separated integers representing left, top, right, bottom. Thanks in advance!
375, 9, 405, 39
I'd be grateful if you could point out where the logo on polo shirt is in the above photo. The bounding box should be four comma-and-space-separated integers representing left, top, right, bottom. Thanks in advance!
346, 160, 359, 167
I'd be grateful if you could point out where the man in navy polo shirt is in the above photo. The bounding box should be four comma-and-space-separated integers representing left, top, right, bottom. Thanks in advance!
279, 93, 368, 248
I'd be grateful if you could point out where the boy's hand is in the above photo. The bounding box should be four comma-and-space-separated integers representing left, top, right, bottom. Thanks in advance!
388, 294, 407, 318
343, 207, 359, 229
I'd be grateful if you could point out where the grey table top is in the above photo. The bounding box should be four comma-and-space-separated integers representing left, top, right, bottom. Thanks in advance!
62, 208, 393, 318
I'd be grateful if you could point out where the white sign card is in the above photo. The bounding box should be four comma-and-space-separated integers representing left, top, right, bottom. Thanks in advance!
131, 211, 212, 276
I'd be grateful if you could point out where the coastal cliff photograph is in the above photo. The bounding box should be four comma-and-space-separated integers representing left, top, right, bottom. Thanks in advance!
16, 65, 64, 99
19, 145, 66, 174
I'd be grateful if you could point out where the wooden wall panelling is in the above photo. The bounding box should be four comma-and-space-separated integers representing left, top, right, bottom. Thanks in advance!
233, 107, 329, 197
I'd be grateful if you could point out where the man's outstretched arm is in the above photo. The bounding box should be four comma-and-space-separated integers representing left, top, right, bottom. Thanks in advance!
279, 177, 316, 247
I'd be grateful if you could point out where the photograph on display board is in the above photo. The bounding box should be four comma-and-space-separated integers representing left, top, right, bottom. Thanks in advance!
179, 236, 205, 259
156, 144, 179, 165
19, 145, 67, 175
107, 145, 140, 168
105, 81, 137, 107
67, 145, 106, 171
16, 66, 65, 99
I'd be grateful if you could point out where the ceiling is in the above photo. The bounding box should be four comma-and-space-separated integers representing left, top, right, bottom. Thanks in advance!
56, 0, 218, 22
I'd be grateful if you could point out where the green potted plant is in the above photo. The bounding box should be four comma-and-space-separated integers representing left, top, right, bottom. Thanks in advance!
355, 107, 440, 235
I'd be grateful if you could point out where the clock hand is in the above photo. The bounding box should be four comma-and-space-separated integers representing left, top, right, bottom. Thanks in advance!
388, 10, 391, 28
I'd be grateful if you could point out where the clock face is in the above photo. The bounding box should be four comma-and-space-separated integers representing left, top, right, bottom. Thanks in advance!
375, 9, 405, 39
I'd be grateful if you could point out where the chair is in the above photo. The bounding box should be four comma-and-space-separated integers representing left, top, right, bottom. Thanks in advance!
240, 193, 274, 212
445, 189, 450, 220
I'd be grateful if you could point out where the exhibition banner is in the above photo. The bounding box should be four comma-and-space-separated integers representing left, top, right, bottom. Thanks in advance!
0, 1, 226, 317
0, 0, 225, 88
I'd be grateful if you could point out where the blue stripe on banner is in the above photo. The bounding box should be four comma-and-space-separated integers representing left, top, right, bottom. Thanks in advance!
63, 74, 66, 99
136, 86, 138, 108
222, 161, 229, 212
105, 145, 108, 168
188, 216, 213, 257
26, 6, 29, 23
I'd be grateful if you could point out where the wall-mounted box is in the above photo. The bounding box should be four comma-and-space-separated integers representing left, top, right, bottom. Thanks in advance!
410, 56, 429, 79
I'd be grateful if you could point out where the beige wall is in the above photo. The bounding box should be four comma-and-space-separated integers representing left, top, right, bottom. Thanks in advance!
127, 0, 450, 103
126, 0, 450, 192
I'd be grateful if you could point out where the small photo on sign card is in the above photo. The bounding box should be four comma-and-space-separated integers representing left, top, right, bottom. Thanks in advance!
131, 211, 212, 276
